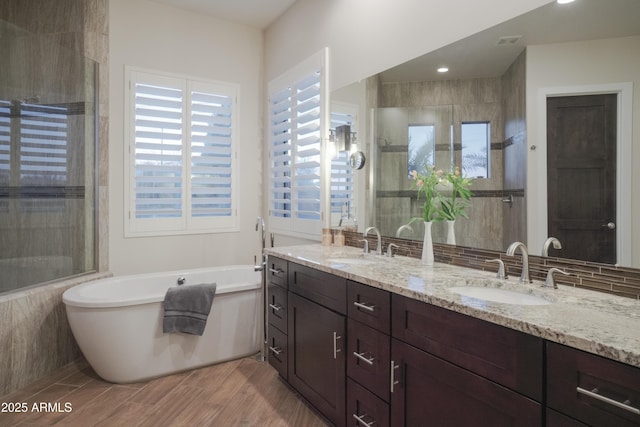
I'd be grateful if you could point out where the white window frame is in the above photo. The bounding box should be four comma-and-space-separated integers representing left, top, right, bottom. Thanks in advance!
268, 49, 329, 239
124, 67, 239, 237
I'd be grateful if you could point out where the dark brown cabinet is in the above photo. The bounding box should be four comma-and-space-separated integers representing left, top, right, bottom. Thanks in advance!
346, 281, 392, 427
391, 293, 543, 402
547, 342, 640, 427
268, 257, 639, 427
390, 293, 543, 426
347, 378, 389, 427
390, 338, 542, 426
286, 262, 347, 427
266, 257, 288, 379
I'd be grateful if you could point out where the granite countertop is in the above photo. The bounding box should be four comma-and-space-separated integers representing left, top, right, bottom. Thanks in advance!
265, 244, 640, 368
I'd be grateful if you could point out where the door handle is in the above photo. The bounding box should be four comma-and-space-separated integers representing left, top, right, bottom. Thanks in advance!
602, 222, 616, 230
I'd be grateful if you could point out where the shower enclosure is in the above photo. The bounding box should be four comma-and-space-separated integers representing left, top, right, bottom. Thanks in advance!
0, 19, 97, 294
371, 106, 453, 242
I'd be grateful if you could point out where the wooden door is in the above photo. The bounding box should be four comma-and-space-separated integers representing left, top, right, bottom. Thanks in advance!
547, 94, 617, 263
288, 293, 346, 427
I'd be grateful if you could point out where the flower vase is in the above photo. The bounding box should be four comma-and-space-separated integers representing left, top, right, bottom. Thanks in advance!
422, 221, 434, 266
446, 220, 456, 245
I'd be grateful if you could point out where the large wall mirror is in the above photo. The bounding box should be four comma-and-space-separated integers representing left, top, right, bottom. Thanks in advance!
331, 0, 640, 268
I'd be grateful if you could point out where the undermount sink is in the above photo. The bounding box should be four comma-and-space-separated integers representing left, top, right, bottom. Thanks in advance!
327, 257, 375, 266
448, 286, 553, 306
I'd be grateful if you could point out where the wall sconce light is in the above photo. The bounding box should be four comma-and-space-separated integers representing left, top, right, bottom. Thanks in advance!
330, 124, 357, 152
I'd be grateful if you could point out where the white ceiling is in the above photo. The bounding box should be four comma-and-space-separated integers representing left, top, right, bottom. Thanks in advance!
148, 0, 297, 29
381, 0, 640, 82
145, 0, 639, 81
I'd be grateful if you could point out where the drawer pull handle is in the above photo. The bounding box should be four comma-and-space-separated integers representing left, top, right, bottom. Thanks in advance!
390, 360, 400, 393
353, 413, 375, 427
269, 346, 282, 356
269, 268, 284, 275
577, 387, 640, 415
269, 303, 283, 312
353, 351, 375, 365
333, 332, 342, 359
353, 301, 376, 312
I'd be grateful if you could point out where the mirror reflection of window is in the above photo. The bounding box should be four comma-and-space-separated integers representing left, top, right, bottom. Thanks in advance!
330, 107, 357, 220
408, 124, 435, 176
461, 121, 490, 178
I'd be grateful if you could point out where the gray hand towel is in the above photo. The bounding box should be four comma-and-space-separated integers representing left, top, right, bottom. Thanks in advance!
162, 283, 217, 336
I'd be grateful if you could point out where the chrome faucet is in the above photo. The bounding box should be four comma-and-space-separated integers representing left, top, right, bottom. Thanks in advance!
544, 268, 570, 289
395, 224, 415, 238
541, 237, 562, 257
506, 241, 531, 284
338, 201, 357, 229
485, 259, 508, 279
386, 243, 399, 258
364, 226, 382, 255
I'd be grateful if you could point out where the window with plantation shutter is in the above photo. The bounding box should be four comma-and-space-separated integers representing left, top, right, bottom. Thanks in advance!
0, 100, 71, 213
0, 101, 10, 212
125, 68, 238, 236
268, 50, 327, 238
330, 105, 358, 222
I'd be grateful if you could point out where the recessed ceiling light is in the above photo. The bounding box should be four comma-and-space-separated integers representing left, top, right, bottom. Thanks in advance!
557, 0, 575, 4
437, 67, 449, 73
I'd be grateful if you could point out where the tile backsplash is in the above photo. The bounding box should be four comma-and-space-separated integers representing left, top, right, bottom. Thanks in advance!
343, 230, 640, 300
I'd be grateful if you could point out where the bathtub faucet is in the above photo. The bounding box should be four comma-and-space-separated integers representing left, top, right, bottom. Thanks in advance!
177, 276, 186, 285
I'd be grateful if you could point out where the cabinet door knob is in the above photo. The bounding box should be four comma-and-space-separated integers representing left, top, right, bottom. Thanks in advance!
269, 346, 282, 356
268, 303, 283, 312
353, 301, 375, 312
352, 351, 375, 365
577, 387, 640, 415
333, 332, 342, 359
390, 360, 400, 393
353, 413, 376, 427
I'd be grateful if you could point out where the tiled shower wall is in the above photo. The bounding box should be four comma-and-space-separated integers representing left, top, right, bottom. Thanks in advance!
368, 75, 506, 250
501, 50, 527, 246
0, 0, 108, 397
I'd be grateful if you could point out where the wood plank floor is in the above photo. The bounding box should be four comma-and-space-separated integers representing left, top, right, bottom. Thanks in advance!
0, 356, 329, 426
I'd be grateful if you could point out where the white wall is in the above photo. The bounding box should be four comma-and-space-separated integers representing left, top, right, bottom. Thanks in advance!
526, 35, 640, 267
265, 0, 552, 92
109, 0, 264, 275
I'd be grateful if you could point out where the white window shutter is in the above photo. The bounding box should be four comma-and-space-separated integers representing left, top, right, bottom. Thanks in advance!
268, 50, 327, 238
132, 78, 184, 224
125, 69, 238, 236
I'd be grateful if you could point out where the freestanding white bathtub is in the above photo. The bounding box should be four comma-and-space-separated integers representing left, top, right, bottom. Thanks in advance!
62, 265, 261, 383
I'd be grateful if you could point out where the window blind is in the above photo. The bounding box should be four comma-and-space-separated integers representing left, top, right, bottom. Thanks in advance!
19, 103, 68, 184
269, 67, 324, 236
126, 69, 237, 236
330, 109, 356, 216
133, 81, 184, 220
189, 87, 234, 218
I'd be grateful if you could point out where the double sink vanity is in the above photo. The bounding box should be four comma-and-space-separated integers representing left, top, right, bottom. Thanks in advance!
264, 244, 639, 427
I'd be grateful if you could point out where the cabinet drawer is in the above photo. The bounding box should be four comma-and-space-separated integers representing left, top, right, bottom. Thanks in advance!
347, 378, 389, 427
391, 293, 543, 401
348, 281, 390, 334
267, 256, 288, 288
347, 319, 391, 401
289, 262, 347, 314
547, 342, 640, 427
267, 282, 287, 333
267, 324, 288, 380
